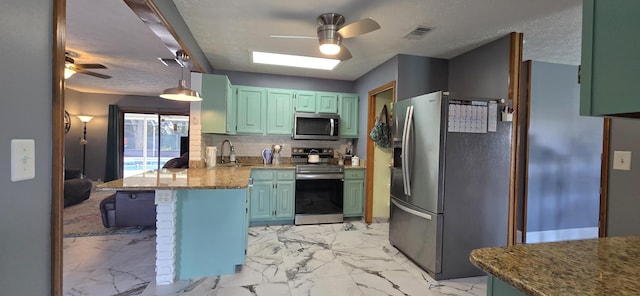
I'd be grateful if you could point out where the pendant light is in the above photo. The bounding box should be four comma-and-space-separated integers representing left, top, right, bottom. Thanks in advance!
160, 50, 201, 101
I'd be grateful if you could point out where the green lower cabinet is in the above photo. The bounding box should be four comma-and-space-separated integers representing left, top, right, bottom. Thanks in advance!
249, 182, 273, 220
249, 169, 295, 224
343, 169, 365, 217
487, 275, 525, 296
274, 181, 295, 219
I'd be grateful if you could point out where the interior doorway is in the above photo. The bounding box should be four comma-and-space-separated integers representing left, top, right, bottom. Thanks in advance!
365, 81, 396, 223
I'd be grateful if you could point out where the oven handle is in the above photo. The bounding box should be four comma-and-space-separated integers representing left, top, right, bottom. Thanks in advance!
296, 174, 345, 180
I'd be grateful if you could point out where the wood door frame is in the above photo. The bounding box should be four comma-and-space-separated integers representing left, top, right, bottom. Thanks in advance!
52, 0, 65, 295
599, 118, 611, 237
507, 32, 523, 246
364, 81, 396, 223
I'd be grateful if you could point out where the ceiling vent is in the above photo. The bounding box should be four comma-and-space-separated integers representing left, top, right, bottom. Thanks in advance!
403, 26, 433, 40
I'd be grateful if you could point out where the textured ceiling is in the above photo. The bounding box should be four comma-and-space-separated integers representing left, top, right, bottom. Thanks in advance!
65, 0, 582, 96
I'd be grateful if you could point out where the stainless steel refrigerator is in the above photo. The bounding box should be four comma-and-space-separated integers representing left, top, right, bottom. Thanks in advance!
389, 91, 511, 280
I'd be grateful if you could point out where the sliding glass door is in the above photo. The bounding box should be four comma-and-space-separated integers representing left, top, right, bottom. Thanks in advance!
123, 113, 189, 177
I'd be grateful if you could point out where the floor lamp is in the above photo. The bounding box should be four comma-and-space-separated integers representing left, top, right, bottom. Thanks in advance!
77, 115, 93, 179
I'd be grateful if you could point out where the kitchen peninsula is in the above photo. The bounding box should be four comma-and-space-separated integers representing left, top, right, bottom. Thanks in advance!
97, 165, 292, 284
470, 236, 640, 295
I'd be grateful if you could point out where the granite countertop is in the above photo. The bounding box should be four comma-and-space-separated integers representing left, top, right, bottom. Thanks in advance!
470, 236, 640, 295
97, 162, 365, 191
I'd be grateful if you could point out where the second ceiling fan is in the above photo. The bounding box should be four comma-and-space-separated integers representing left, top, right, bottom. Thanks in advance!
271, 13, 381, 61
65, 51, 111, 79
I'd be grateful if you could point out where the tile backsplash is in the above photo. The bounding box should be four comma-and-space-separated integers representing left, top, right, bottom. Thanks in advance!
202, 134, 354, 158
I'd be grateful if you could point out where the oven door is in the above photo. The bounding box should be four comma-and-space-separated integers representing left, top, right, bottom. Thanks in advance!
295, 177, 344, 224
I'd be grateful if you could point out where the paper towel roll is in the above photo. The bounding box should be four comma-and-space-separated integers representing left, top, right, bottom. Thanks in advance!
206, 146, 217, 168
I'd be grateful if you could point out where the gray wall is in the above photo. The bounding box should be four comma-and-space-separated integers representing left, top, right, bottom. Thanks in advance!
0, 0, 51, 294
353, 55, 399, 158
607, 118, 640, 236
526, 61, 602, 232
215, 69, 355, 93
446, 34, 513, 247
448, 36, 510, 99
353, 54, 449, 158
396, 54, 449, 101
64, 89, 189, 180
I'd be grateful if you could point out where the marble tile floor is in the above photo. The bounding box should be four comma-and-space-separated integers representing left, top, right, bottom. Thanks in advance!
64, 221, 486, 296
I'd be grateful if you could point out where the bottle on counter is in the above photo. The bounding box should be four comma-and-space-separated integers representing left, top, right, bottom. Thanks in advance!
351, 155, 359, 167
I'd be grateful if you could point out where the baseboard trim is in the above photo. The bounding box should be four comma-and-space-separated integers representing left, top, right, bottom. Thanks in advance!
526, 227, 598, 244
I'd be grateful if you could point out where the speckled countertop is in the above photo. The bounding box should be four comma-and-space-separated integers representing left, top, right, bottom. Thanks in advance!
97, 162, 366, 191
97, 165, 295, 190
470, 236, 640, 295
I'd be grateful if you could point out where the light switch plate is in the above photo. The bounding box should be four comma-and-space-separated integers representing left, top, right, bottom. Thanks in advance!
11, 139, 35, 182
613, 151, 632, 171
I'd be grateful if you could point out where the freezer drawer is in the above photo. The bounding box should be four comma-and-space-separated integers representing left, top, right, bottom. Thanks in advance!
389, 199, 442, 275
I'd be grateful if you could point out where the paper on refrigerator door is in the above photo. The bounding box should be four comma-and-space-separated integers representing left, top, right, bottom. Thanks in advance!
447, 101, 488, 133
488, 101, 498, 132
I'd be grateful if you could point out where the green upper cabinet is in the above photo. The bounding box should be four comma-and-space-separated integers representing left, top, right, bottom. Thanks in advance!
200, 74, 232, 134
295, 91, 317, 113
235, 86, 266, 134
338, 93, 359, 138
580, 0, 640, 116
266, 89, 294, 135
316, 91, 339, 113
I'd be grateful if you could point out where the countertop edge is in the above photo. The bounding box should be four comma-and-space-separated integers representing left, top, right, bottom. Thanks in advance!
469, 250, 540, 295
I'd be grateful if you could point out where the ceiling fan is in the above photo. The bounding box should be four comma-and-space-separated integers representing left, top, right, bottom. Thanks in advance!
271, 13, 381, 61
64, 51, 111, 79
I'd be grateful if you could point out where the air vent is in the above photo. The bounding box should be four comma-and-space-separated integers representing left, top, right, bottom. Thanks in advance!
157, 57, 185, 67
403, 26, 433, 40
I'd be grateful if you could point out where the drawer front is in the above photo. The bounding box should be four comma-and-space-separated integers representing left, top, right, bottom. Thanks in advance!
276, 170, 295, 180
344, 169, 365, 180
251, 170, 274, 180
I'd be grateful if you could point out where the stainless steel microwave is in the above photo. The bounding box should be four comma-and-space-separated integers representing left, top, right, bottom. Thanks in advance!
293, 112, 340, 140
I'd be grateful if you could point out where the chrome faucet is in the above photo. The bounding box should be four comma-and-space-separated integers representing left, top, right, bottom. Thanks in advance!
220, 139, 235, 163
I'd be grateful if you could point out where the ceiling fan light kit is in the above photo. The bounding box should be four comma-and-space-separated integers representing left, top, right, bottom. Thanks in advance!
272, 13, 380, 62
160, 50, 202, 102
318, 24, 342, 55
64, 67, 76, 79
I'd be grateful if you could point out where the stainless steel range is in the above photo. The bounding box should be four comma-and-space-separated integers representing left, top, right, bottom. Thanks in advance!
291, 147, 344, 225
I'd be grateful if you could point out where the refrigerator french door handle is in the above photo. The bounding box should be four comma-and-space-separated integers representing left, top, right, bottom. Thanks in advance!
392, 199, 432, 220
405, 105, 414, 196
401, 105, 411, 195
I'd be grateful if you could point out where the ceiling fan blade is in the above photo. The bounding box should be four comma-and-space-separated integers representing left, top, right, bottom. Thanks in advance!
76, 69, 111, 79
74, 63, 107, 69
270, 35, 316, 40
337, 18, 380, 39
335, 45, 352, 61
